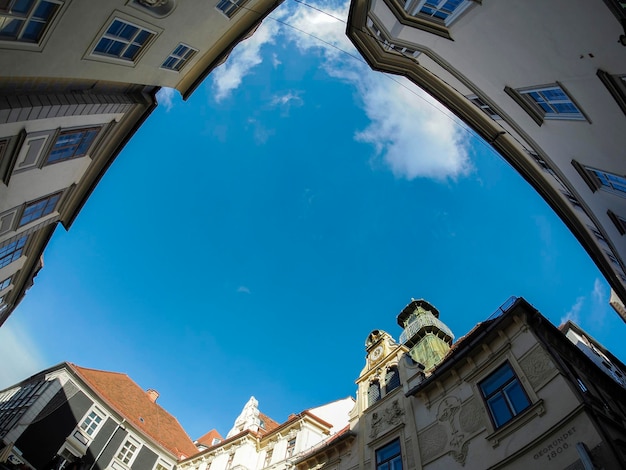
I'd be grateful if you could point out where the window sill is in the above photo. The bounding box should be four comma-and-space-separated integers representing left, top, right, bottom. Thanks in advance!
485, 399, 545, 448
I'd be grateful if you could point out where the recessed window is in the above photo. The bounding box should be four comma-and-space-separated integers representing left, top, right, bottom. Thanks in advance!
47, 127, 100, 164
585, 167, 626, 197
368, 380, 381, 406
80, 409, 103, 436
19, 192, 61, 227
0, 277, 10, 290
506, 84, 586, 124
376, 439, 402, 470
404, 0, 472, 26
479, 362, 531, 428
385, 366, 401, 394
286, 438, 296, 457
467, 95, 501, 119
93, 18, 155, 61
116, 438, 140, 466
162, 43, 197, 71
0, 235, 27, 269
216, 0, 248, 18
0, 0, 61, 43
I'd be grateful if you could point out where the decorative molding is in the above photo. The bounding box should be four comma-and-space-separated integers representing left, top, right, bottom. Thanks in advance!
457, 398, 485, 434
369, 399, 404, 439
519, 345, 557, 390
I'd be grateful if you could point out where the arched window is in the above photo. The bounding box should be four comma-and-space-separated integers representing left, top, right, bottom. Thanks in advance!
368, 380, 381, 406
385, 366, 400, 394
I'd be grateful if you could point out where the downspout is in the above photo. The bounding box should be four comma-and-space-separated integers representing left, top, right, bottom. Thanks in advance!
88, 419, 126, 470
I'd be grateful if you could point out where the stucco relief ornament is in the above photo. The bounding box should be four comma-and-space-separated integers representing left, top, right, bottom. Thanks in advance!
437, 396, 469, 466
137, 0, 168, 6
369, 400, 404, 438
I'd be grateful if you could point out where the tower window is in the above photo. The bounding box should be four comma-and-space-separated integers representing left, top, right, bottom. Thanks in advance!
368, 380, 381, 406
385, 366, 401, 394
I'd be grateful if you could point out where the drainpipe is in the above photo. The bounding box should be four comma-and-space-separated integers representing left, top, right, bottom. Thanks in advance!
88, 419, 126, 470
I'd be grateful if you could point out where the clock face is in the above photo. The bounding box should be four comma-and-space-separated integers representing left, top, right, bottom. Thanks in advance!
371, 345, 383, 361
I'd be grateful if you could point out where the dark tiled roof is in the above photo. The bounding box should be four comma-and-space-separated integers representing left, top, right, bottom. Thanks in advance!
70, 364, 197, 459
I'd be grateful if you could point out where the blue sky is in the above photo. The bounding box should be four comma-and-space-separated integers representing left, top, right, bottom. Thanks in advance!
1, 0, 624, 442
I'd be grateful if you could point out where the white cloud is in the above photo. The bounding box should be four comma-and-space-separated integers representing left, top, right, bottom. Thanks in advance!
0, 320, 47, 389
211, 0, 471, 180
212, 19, 281, 102
561, 296, 584, 325
237, 286, 251, 294
157, 87, 177, 112
270, 91, 304, 116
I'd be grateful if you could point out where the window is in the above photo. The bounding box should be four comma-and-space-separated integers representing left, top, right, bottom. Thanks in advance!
80, 408, 103, 436
93, 18, 155, 61
162, 43, 197, 71
376, 439, 402, 470
18, 192, 61, 227
0, 236, 27, 269
47, 127, 100, 164
404, 0, 472, 25
0, 277, 10, 290
585, 167, 626, 197
216, 0, 248, 18
0, 0, 61, 43
468, 95, 500, 119
286, 438, 296, 458
368, 380, 381, 406
264, 448, 273, 467
479, 362, 531, 428
385, 366, 400, 394
506, 84, 585, 124
116, 438, 140, 466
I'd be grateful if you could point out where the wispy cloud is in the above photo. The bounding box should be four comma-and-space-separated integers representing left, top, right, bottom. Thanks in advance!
212, 20, 281, 102
561, 296, 584, 325
237, 286, 251, 294
270, 91, 304, 115
157, 87, 177, 112
561, 278, 609, 327
247, 118, 275, 144
0, 320, 47, 389
209, 1, 471, 180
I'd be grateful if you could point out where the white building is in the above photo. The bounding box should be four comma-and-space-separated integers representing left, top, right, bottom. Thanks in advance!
346, 0, 626, 319
179, 396, 355, 470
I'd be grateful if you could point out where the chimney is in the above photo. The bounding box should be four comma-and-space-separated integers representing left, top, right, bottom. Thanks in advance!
146, 389, 159, 403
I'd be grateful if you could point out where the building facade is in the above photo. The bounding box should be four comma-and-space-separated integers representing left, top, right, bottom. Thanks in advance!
0, 0, 284, 324
295, 298, 626, 470
345, 0, 626, 318
0, 362, 197, 470
179, 396, 355, 470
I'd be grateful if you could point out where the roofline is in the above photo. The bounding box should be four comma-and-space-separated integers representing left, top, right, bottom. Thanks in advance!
181, 0, 285, 101
405, 297, 534, 396
67, 363, 182, 460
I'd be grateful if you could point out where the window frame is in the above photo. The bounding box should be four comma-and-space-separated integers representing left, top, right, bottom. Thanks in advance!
0, 276, 11, 291
216, 0, 249, 18
375, 438, 402, 470
0, 0, 63, 46
478, 362, 532, 429
467, 95, 501, 119
403, 0, 473, 26
17, 191, 62, 227
45, 127, 101, 165
161, 43, 198, 71
113, 436, 141, 469
90, 16, 157, 64
608, 210, 626, 235
505, 83, 588, 125
0, 235, 28, 269
286, 437, 296, 458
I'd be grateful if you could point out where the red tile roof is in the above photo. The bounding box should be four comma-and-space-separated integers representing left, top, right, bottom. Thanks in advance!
258, 412, 280, 435
69, 364, 197, 459
196, 429, 223, 448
